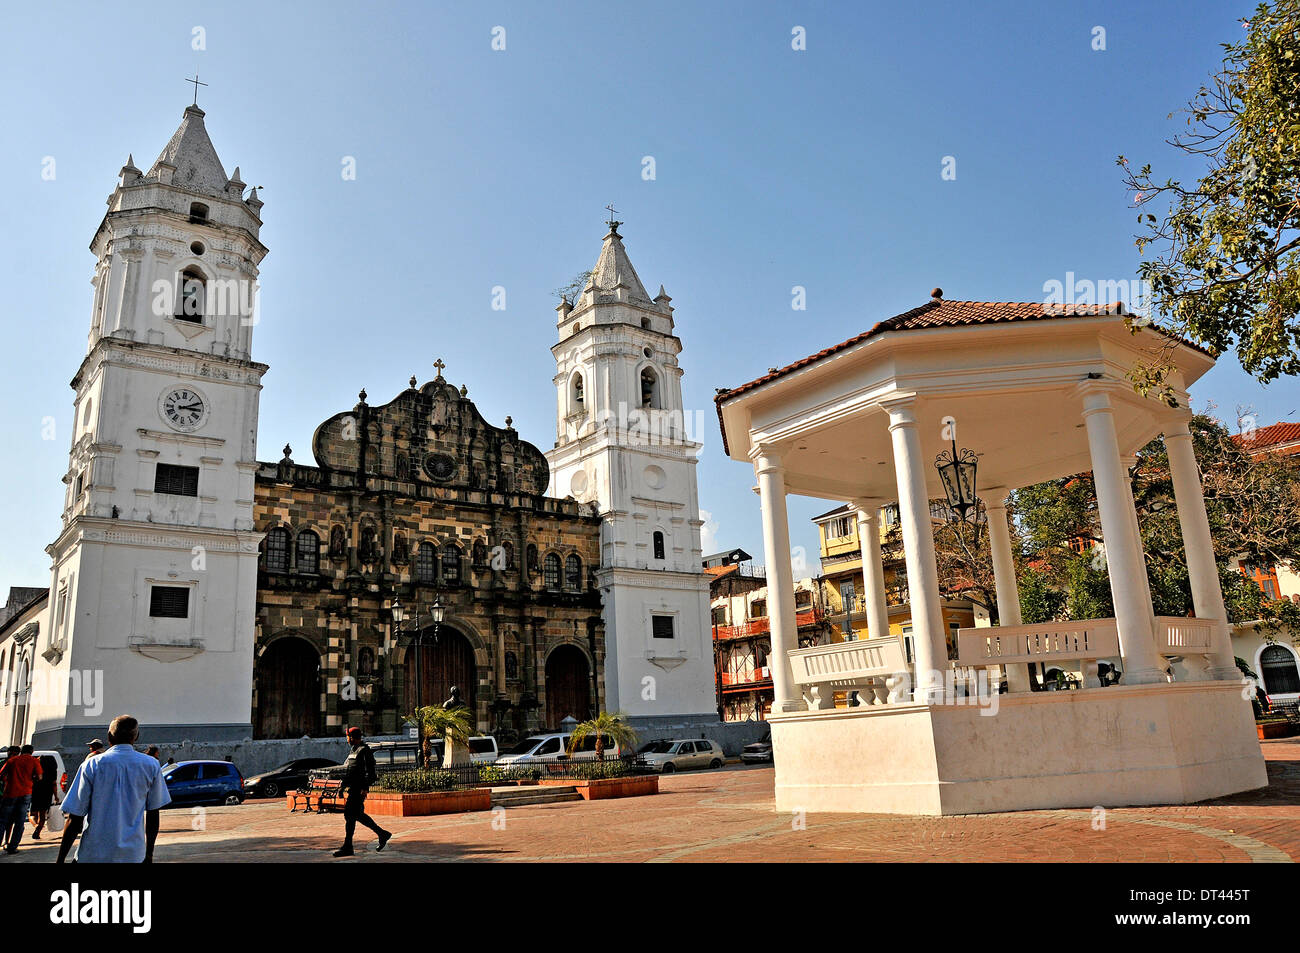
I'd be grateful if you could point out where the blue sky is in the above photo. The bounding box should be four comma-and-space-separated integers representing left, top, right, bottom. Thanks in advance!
0, 0, 1290, 588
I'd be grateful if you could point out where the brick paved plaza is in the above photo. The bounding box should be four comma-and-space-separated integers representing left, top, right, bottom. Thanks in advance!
7, 738, 1296, 864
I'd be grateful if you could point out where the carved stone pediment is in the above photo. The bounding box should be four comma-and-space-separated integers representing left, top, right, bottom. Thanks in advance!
307, 376, 549, 495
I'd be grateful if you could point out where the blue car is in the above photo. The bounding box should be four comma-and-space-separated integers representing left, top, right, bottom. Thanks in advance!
161, 760, 245, 806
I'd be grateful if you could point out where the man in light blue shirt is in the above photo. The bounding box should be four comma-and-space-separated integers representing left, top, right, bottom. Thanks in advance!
57, 715, 171, 863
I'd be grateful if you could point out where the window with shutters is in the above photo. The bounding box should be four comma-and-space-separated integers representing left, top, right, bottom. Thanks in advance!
652, 615, 675, 639
149, 585, 190, 619
415, 542, 437, 584
154, 463, 199, 497
297, 530, 320, 575
441, 544, 462, 585
565, 554, 582, 590
264, 528, 290, 574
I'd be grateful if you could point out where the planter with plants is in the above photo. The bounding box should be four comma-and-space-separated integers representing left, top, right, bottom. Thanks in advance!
367, 769, 491, 816
1256, 717, 1296, 740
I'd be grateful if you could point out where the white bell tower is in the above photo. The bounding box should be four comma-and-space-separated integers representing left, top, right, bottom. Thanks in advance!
38, 103, 268, 748
545, 220, 717, 725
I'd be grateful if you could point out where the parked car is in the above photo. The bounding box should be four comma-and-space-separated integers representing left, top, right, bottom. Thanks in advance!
740, 739, 774, 764
242, 757, 339, 798
495, 732, 624, 766
638, 739, 724, 773
370, 736, 500, 769
161, 760, 244, 806
0, 750, 69, 806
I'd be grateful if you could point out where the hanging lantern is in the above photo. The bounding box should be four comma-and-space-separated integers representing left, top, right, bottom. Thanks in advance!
935, 436, 980, 526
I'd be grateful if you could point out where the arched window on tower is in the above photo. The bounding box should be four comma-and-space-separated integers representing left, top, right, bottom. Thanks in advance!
565, 554, 583, 590
264, 528, 290, 574
543, 553, 561, 590
653, 531, 666, 561
442, 543, 462, 585
571, 372, 585, 413
415, 542, 437, 584
296, 530, 320, 575
640, 367, 659, 409
189, 202, 210, 225
177, 267, 206, 323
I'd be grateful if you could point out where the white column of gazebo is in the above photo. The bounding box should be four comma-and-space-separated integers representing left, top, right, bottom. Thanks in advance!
715, 297, 1266, 815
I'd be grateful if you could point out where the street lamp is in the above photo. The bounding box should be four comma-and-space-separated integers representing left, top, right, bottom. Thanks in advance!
392, 592, 445, 767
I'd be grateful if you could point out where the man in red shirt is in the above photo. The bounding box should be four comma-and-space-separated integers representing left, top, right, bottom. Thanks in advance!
0, 744, 43, 852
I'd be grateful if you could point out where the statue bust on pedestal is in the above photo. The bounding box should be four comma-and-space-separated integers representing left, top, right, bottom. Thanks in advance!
442, 685, 473, 768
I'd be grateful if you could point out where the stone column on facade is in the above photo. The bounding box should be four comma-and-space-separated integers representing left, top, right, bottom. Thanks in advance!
1164, 415, 1238, 680
978, 487, 1030, 692
494, 616, 507, 695
884, 399, 948, 703
752, 446, 806, 713
1080, 386, 1166, 684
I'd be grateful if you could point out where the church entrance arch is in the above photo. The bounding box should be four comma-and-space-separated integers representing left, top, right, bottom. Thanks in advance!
545, 644, 591, 729
255, 637, 321, 739
404, 627, 477, 716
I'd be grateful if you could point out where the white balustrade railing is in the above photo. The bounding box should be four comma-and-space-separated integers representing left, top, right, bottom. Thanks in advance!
787, 637, 910, 709
1154, 617, 1215, 655
956, 619, 1120, 668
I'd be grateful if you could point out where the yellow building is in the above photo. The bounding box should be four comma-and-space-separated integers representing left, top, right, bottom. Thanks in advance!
812, 503, 978, 663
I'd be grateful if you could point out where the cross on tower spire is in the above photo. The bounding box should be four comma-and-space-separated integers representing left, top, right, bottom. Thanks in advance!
185, 73, 208, 106
433, 358, 446, 378
605, 203, 622, 234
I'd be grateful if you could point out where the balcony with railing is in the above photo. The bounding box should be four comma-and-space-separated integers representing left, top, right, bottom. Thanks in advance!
714, 607, 824, 640
720, 667, 772, 690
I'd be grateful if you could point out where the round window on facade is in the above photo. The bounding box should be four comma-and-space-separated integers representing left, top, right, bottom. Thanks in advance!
190, 241, 205, 256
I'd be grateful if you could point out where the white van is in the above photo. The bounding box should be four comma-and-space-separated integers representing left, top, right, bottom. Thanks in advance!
430, 735, 498, 766
494, 732, 623, 765
370, 736, 499, 769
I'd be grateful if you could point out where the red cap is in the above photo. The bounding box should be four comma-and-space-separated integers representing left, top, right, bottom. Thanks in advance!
346, 726, 362, 738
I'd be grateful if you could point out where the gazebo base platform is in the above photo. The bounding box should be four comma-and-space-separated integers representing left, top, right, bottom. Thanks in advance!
769, 680, 1267, 816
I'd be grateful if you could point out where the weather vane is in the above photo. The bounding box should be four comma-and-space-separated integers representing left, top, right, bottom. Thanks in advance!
605, 203, 622, 230
185, 73, 208, 106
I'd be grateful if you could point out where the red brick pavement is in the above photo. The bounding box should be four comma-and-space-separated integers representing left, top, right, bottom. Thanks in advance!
7, 739, 1297, 863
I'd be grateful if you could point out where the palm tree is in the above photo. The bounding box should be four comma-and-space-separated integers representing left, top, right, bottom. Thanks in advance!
407, 704, 474, 768
567, 710, 638, 761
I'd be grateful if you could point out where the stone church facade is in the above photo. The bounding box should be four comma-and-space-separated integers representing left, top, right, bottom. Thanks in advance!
251, 373, 604, 740
10, 100, 717, 753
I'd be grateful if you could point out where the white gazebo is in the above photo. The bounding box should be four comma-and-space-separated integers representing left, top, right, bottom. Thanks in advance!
715, 293, 1267, 815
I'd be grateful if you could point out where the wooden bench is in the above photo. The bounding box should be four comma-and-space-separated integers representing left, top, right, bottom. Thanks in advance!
289, 776, 346, 814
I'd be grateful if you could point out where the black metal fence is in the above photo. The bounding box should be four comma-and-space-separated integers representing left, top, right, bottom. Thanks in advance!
307, 754, 651, 793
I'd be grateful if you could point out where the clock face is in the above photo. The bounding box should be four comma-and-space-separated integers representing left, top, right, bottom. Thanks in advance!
160, 387, 208, 432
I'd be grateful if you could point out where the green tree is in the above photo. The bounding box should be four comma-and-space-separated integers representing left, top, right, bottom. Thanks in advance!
566, 710, 638, 761
1018, 566, 1066, 625
1010, 413, 1300, 637
1119, 1, 1300, 399
407, 704, 474, 768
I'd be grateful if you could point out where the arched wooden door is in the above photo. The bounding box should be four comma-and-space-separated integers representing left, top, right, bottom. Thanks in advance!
404, 627, 477, 716
255, 638, 321, 739
545, 645, 591, 729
